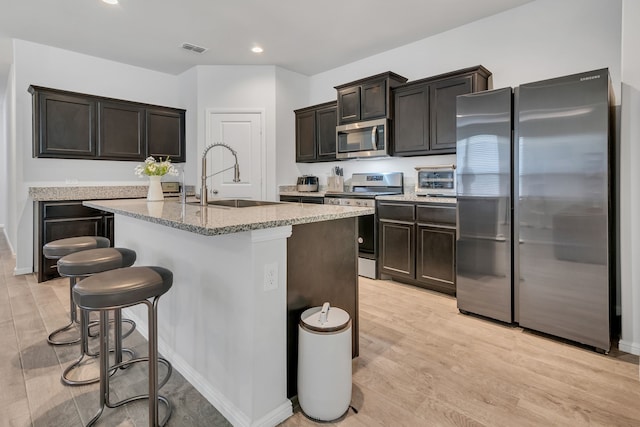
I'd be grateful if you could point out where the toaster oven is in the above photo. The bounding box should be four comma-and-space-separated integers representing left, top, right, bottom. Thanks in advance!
415, 165, 456, 197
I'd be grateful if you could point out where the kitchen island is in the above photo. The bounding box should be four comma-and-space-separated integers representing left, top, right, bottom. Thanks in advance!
82, 198, 373, 427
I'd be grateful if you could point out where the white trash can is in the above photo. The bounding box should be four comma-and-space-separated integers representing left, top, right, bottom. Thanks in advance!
297, 302, 352, 421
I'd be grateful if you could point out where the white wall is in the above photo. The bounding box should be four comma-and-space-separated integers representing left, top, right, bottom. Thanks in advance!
278, 0, 622, 189
0, 84, 6, 229
10, 40, 184, 273
275, 67, 309, 187
194, 65, 279, 201
619, 0, 640, 355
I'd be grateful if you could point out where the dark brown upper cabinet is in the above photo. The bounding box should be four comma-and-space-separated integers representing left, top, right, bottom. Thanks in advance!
295, 101, 337, 163
392, 65, 491, 156
335, 72, 407, 125
31, 89, 97, 158
29, 85, 186, 162
146, 108, 185, 161
98, 101, 145, 160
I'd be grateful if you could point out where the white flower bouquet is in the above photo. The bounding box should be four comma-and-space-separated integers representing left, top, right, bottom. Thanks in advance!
134, 156, 179, 177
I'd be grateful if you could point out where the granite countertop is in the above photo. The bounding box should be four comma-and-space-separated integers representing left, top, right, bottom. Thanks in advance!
83, 197, 374, 236
29, 185, 150, 201
376, 194, 457, 204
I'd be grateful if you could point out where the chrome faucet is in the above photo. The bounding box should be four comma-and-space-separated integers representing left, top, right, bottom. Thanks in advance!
200, 143, 241, 206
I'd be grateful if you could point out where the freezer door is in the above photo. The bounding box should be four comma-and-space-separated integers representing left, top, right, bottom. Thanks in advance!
517, 69, 611, 351
456, 87, 513, 323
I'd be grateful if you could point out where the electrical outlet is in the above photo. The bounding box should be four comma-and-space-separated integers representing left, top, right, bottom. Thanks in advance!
263, 263, 278, 291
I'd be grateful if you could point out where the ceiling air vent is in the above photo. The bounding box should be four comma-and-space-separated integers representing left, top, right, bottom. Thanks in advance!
181, 43, 208, 54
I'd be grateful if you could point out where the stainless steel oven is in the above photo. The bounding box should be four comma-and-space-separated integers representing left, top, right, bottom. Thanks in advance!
325, 172, 403, 278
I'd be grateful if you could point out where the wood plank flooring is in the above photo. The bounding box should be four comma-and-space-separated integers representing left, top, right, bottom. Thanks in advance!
282, 280, 640, 427
2, 228, 640, 426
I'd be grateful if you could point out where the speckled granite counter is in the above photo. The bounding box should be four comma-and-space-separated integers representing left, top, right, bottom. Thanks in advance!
29, 185, 149, 201
376, 193, 457, 204
83, 197, 374, 236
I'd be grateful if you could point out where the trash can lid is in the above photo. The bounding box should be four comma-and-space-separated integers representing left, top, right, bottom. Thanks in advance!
300, 302, 350, 333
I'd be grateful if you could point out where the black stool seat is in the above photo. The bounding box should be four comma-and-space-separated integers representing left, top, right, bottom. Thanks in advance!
43, 236, 110, 259
74, 266, 173, 310
58, 248, 137, 277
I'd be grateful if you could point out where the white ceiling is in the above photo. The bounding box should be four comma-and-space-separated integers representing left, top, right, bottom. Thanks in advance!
0, 0, 532, 90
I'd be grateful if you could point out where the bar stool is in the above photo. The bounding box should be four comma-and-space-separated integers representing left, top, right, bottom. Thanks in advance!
57, 247, 138, 386
43, 236, 110, 345
73, 266, 174, 427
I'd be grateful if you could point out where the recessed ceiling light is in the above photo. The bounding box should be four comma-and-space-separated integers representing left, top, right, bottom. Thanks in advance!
251, 46, 264, 54
102, 0, 119, 4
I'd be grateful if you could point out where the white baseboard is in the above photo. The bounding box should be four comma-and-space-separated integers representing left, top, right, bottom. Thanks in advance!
122, 309, 293, 427
2, 227, 15, 256
13, 267, 32, 275
618, 339, 640, 356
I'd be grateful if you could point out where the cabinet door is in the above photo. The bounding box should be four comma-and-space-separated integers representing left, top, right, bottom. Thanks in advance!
146, 108, 186, 162
316, 105, 337, 160
393, 86, 430, 155
337, 86, 361, 123
295, 110, 316, 162
416, 225, 456, 292
361, 79, 387, 121
379, 220, 415, 279
34, 91, 96, 158
430, 75, 472, 152
98, 101, 145, 160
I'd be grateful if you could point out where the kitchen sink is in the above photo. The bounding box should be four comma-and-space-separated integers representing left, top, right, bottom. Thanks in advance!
186, 199, 282, 208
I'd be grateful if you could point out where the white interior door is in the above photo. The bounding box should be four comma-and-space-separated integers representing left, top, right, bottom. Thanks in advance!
205, 110, 264, 199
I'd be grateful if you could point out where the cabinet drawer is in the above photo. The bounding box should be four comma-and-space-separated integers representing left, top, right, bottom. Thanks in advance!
416, 204, 456, 226
377, 202, 415, 222
43, 201, 102, 219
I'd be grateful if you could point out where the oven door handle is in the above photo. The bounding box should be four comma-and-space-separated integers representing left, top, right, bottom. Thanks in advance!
371, 126, 378, 150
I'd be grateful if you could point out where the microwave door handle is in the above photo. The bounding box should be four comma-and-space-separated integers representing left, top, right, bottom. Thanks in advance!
371, 126, 378, 150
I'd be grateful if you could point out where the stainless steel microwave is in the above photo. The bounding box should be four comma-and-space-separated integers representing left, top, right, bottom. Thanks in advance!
336, 118, 389, 159
415, 165, 456, 196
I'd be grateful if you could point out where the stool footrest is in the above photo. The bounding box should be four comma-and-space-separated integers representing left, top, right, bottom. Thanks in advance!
47, 320, 81, 346
62, 348, 136, 386
87, 395, 172, 427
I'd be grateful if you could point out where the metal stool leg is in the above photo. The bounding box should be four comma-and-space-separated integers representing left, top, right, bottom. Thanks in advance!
62, 307, 136, 386
47, 277, 81, 346
86, 299, 172, 427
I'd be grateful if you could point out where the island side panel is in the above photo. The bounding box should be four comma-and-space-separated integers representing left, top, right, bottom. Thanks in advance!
286, 217, 359, 398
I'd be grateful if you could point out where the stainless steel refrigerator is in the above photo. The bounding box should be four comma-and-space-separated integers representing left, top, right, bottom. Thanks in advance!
456, 69, 613, 352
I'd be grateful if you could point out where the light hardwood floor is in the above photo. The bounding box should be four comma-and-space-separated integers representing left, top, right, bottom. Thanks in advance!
2, 230, 639, 426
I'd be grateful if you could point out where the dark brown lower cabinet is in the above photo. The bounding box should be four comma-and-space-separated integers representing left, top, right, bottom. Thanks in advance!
34, 201, 115, 283
416, 224, 456, 293
379, 220, 415, 280
377, 200, 456, 295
